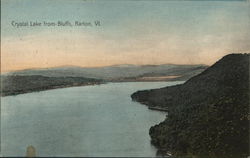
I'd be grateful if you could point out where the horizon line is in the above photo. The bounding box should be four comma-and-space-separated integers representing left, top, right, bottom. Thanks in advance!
1, 63, 209, 74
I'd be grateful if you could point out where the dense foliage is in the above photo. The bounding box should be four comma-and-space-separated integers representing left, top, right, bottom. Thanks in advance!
132, 54, 249, 158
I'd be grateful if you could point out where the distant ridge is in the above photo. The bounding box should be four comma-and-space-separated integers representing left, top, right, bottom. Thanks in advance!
131, 53, 249, 158
3, 64, 208, 81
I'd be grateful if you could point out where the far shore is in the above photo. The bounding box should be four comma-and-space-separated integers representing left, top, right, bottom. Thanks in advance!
1, 82, 103, 97
1, 79, 186, 97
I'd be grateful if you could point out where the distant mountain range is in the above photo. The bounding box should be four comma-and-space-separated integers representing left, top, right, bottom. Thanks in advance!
1, 64, 207, 96
4, 64, 208, 81
131, 54, 249, 158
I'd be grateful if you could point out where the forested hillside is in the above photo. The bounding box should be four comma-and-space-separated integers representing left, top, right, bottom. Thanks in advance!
131, 54, 249, 158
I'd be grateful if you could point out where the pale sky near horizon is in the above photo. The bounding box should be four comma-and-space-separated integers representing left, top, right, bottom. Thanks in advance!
1, 0, 250, 72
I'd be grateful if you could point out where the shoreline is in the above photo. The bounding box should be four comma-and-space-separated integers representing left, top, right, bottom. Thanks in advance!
1, 82, 103, 97
1, 80, 185, 97
148, 106, 168, 112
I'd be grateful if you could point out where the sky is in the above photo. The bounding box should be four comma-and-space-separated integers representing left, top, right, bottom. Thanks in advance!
1, 0, 250, 72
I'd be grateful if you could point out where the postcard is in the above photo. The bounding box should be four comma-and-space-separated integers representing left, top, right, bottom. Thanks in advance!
1, 0, 249, 157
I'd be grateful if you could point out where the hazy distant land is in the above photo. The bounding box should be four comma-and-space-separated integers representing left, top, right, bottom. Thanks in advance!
1, 64, 207, 96
0, 75, 103, 96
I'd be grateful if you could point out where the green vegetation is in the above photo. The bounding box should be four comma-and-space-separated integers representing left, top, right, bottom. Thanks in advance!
132, 54, 249, 158
1, 75, 103, 96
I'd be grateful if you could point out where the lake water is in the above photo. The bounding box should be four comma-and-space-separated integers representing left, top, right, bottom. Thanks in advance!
1, 81, 183, 157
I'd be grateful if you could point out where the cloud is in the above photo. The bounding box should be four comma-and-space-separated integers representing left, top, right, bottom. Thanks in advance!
2, 23, 250, 73
2, 1, 250, 72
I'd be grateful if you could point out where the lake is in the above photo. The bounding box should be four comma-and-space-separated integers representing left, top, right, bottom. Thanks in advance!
1, 81, 183, 157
